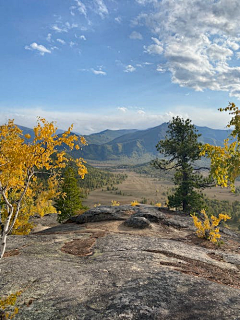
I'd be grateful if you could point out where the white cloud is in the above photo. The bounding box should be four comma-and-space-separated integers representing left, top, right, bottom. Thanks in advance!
144, 44, 163, 55
135, 0, 157, 5
70, 41, 77, 47
207, 44, 233, 62
80, 35, 86, 40
115, 16, 122, 24
156, 65, 166, 73
91, 68, 107, 75
129, 31, 143, 40
144, 37, 163, 55
94, 0, 108, 19
0, 106, 231, 135
124, 65, 136, 73
66, 22, 78, 29
70, 6, 76, 16
25, 43, 51, 55
137, 110, 145, 115
118, 107, 128, 113
51, 25, 68, 33
52, 22, 78, 33
57, 39, 66, 45
226, 39, 240, 51
50, 46, 59, 51
136, 0, 240, 99
80, 67, 107, 75
75, 0, 87, 16
46, 33, 52, 42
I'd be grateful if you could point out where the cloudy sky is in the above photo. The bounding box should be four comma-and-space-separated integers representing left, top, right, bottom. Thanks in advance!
1, 0, 240, 134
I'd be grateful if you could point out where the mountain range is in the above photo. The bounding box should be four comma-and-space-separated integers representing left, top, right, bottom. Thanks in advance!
71, 123, 231, 161
17, 123, 231, 162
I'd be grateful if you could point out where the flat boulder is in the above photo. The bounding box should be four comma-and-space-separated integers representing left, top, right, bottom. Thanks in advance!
69, 205, 138, 224
131, 208, 165, 223
124, 216, 151, 229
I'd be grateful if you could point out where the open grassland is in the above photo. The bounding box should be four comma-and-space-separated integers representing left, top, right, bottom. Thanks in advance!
204, 183, 240, 202
83, 170, 240, 209
83, 171, 170, 208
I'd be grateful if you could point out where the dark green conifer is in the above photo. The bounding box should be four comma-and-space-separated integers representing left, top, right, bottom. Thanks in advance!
55, 167, 84, 223
152, 117, 213, 213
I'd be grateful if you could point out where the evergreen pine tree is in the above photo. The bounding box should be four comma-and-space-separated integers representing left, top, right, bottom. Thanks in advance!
55, 167, 84, 223
152, 117, 213, 213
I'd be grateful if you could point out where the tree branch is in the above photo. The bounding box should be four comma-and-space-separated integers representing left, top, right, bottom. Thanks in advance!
193, 166, 210, 171
151, 157, 180, 171
7, 170, 35, 235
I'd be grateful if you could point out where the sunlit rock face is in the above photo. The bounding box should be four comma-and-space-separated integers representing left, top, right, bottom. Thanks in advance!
1, 205, 240, 320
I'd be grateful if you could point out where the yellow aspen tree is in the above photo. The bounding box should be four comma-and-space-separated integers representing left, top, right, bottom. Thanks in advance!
9, 175, 60, 235
201, 103, 240, 190
0, 118, 87, 259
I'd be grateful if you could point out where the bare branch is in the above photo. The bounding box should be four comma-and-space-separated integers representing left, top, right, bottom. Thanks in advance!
151, 158, 180, 171
193, 166, 210, 171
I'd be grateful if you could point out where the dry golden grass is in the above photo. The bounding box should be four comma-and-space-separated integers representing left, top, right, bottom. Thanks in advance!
83, 170, 240, 209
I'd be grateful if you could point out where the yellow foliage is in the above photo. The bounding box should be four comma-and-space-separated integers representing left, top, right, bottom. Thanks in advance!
200, 141, 235, 190
191, 210, 231, 244
131, 200, 139, 206
201, 103, 240, 190
111, 200, 120, 206
93, 203, 101, 207
0, 118, 87, 240
0, 291, 22, 319
0, 118, 87, 187
155, 202, 162, 207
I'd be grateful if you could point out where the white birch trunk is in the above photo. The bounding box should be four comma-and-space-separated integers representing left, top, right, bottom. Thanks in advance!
0, 173, 33, 260
0, 206, 13, 259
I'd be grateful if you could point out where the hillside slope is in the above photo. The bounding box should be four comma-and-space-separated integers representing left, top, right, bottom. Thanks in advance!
84, 129, 138, 145
16, 123, 231, 162
72, 123, 231, 161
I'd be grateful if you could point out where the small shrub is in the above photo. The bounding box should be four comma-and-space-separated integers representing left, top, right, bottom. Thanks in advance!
155, 202, 161, 207
93, 203, 101, 207
131, 200, 139, 206
111, 200, 120, 206
191, 210, 231, 244
141, 197, 148, 204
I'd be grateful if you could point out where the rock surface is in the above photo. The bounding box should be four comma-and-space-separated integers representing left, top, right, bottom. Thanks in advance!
1, 205, 240, 320
69, 205, 138, 224
124, 216, 151, 229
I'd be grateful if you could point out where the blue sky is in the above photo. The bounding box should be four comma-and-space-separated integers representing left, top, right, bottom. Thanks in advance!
1, 0, 240, 134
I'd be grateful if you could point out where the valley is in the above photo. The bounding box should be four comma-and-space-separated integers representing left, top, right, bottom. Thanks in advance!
83, 168, 240, 209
